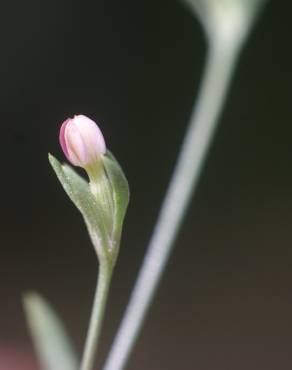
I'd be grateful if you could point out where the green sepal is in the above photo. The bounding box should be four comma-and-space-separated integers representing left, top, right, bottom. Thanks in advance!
23, 292, 78, 370
49, 153, 130, 261
49, 154, 109, 258
103, 151, 130, 258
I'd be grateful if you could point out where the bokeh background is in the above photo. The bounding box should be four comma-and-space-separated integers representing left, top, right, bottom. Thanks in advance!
0, 1, 291, 369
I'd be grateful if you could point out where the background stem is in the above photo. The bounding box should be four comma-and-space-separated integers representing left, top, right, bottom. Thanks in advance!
80, 260, 113, 370
102, 40, 240, 370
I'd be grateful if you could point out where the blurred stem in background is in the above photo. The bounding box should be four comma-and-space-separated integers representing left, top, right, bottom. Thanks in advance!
102, 1, 267, 370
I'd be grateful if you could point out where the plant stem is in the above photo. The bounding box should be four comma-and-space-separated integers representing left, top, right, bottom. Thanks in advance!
102, 40, 240, 370
80, 260, 113, 370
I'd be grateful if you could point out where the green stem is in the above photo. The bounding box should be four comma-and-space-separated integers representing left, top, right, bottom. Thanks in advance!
80, 260, 113, 370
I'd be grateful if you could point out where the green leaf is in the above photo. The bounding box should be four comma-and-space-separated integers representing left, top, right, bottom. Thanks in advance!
103, 151, 130, 251
23, 292, 78, 370
49, 154, 109, 258
49, 152, 130, 262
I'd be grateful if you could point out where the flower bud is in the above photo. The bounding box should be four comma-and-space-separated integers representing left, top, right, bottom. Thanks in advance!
59, 115, 106, 169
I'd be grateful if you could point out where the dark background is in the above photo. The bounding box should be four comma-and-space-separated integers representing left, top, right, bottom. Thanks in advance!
0, 1, 291, 369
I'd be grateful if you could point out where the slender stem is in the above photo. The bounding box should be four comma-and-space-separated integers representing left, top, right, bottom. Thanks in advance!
102, 41, 240, 370
80, 260, 113, 370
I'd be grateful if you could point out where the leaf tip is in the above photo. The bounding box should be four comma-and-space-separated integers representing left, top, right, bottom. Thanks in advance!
22, 291, 42, 317
23, 290, 36, 306
48, 153, 58, 167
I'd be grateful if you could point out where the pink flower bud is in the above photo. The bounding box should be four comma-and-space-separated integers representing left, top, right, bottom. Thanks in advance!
59, 115, 106, 168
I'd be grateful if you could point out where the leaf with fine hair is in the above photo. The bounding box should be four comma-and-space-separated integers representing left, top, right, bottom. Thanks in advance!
49, 153, 110, 258
23, 292, 78, 370
103, 151, 130, 257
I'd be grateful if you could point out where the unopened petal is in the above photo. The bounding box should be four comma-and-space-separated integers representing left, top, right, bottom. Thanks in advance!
59, 114, 106, 169
65, 122, 88, 166
73, 115, 106, 160
59, 118, 71, 161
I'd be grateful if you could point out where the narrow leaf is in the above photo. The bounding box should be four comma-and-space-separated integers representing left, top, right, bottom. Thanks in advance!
49, 153, 109, 257
103, 151, 130, 242
23, 292, 78, 370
